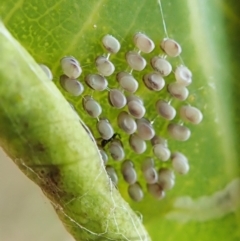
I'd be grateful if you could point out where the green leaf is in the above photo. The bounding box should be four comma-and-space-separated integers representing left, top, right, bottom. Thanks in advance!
0, 0, 240, 241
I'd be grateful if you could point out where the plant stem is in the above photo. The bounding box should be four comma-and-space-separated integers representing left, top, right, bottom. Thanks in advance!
0, 22, 150, 241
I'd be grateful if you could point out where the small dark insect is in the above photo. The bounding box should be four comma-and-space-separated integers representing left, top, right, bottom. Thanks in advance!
101, 133, 121, 148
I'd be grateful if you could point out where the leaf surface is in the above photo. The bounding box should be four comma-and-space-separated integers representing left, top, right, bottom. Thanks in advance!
0, 0, 240, 240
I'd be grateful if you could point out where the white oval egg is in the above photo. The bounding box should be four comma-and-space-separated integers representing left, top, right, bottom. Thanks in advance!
60, 75, 84, 96
155, 100, 176, 120
128, 182, 144, 202
106, 165, 118, 186
133, 32, 155, 53
39, 64, 53, 80
108, 89, 127, 109
95, 56, 115, 76
82, 96, 102, 118
127, 100, 146, 119
129, 134, 147, 154
116, 72, 139, 93
121, 160, 137, 184
179, 105, 203, 125
85, 74, 108, 91
175, 65, 192, 86
151, 57, 172, 76
60, 56, 82, 79
143, 73, 165, 91
125, 51, 146, 71
151, 135, 168, 147
117, 111, 137, 134
99, 148, 108, 165
171, 152, 190, 175
153, 144, 171, 161
127, 95, 144, 105
143, 167, 158, 184
136, 118, 155, 140
168, 123, 191, 141
160, 38, 182, 57
147, 183, 165, 200
108, 140, 125, 161
158, 168, 175, 190
97, 119, 114, 140
168, 82, 189, 101
102, 35, 121, 54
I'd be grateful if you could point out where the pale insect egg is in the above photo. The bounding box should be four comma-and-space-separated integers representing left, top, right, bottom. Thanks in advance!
60, 75, 84, 96
60, 56, 82, 79
128, 182, 144, 202
125, 51, 147, 71
175, 65, 192, 86
127, 100, 146, 119
116, 72, 139, 93
168, 82, 189, 101
136, 118, 155, 140
102, 35, 121, 54
117, 111, 137, 134
97, 119, 114, 140
108, 140, 125, 161
151, 135, 168, 147
155, 99, 176, 120
179, 106, 203, 125
129, 134, 147, 154
171, 152, 190, 175
143, 167, 158, 184
141, 157, 155, 171
121, 160, 137, 184
133, 32, 155, 53
108, 89, 127, 109
85, 74, 108, 91
106, 165, 118, 186
127, 95, 144, 105
95, 56, 115, 76
143, 73, 165, 91
153, 144, 171, 161
150, 57, 172, 76
99, 148, 108, 165
147, 183, 165, 200
62, 56, 79, 66
39, 64, 53, 80
168, 123, 191, 141
158, 168, 175, 190
160, 38, 182, 57
82, 95, 102, 118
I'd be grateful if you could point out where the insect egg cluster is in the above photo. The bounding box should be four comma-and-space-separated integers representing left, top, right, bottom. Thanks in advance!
40, 32, 203, 202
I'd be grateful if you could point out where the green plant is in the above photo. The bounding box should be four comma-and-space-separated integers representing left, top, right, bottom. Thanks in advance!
0, 0, 239, 240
